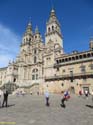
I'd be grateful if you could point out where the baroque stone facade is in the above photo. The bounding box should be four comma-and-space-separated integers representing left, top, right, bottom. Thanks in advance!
0, 9, 93, 94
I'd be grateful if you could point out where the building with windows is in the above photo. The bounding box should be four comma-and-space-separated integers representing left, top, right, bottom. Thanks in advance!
0, 9, 93, 94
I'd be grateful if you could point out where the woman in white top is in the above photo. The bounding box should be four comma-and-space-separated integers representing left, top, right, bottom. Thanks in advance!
91, 90, 93, 102
0, 90, 3, 107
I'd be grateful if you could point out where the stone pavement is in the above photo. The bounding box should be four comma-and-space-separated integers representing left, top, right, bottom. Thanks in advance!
0, 94, 93, 125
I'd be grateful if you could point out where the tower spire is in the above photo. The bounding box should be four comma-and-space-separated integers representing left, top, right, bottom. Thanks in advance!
35, 26, 40, 34
26, 21, 32, 34
45, 8, 63, 53
47, 8, 60, 26
50, 8, 55, 17
24, 17, 33, 36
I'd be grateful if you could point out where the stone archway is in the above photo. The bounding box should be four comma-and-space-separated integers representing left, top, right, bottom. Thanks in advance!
70, 86, 75, 94
30, 83, 39, 95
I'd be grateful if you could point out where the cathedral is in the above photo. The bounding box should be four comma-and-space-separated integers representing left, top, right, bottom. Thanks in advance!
0, 9, 93, 94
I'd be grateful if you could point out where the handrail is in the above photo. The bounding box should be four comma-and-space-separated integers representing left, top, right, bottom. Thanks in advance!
45, 72, 93, 80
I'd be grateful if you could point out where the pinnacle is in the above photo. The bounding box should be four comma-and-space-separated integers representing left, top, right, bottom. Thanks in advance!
50, 8, 56, 17
35, 26, 39, 34
51, 8, 55, 13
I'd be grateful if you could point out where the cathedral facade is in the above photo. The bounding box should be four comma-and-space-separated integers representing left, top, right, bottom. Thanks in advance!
0, 9, 93, 94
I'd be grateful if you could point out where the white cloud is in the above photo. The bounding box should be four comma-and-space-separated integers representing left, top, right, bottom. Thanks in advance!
0, 24, 21, 67
0, 55, 13, 67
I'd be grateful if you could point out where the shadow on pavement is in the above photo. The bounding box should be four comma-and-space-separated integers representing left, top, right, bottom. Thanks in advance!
60, 104, 66, 108
86, 104, 93, 108
0, 104, 15, 108
7, 104, 15, 107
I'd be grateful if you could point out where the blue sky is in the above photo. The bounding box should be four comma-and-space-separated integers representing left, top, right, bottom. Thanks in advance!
0, 0, 93, 67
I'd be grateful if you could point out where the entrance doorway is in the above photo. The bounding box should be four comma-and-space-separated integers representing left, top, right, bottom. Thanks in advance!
83, 87, 89, 93
70, 86, 75, 94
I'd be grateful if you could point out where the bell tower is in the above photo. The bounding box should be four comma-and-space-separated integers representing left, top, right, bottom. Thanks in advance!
45, 9, 64, 54
20, 21, 33, 52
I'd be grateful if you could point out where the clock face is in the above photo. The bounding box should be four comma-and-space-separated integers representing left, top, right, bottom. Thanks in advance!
54, 43, 60, 49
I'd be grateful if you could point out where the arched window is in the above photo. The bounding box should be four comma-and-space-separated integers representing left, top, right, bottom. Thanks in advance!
76, 56, 78, 60
35, 69, 38, 72
32, 74, 35, 80
35, 35, 37, 39
72, 57, 75, 60
56, 60, 59, 64
29, 38, 31, 41
24, 39, 25, 43
32, 69, 38, 73
59, 59, 61, 63
32, 69, 35, 73
34, 49, 37, 54
83, 54, 87, 58
36, 74, 38, 80
87, 53, 91, 57
48, 27, 50, 32
62, 59, 65, 62
65, 58, 68, 62
52, 26, 54, 31
79, 55, 82, 59
13, 78, 16, 82
91, 53, 93, 56
34, 56, 37, 63
61, 83, 64, 86
32, 68, 38, 80
69, 57, 71, 61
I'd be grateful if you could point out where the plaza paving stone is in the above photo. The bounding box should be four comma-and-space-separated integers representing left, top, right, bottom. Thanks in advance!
0, 94, 93, 125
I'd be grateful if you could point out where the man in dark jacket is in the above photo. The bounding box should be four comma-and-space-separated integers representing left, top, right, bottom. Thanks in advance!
61, 96, 66, 108
2, 90, 8, 107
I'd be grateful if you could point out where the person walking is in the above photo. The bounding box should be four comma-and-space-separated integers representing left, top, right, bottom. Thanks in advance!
61, 92, 67, 108
85, 90, 88, 99
2, 90, 9, 107
79, 90, 82, 97
91, 90, 93, 103
64, 90, 70, 101
45, 91, 50, 106
0, 90, 2, 108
